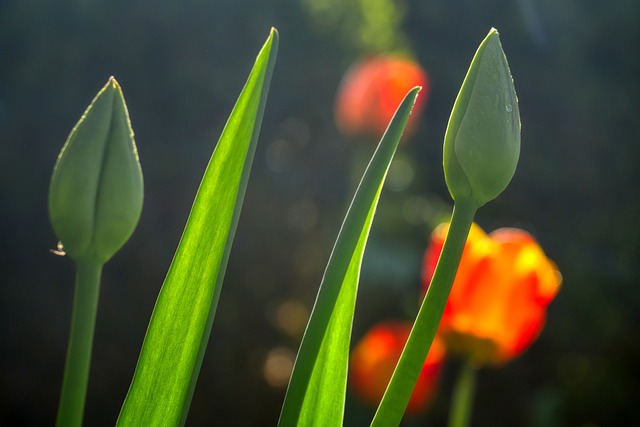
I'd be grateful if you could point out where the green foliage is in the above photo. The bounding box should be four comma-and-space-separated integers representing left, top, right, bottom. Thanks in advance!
303, 0, 410, 54
116, 29, 278, 427
47, 25, 523, 427
0, 0, 636, 424
278, 88, 421, 427
49, 77, 143, 264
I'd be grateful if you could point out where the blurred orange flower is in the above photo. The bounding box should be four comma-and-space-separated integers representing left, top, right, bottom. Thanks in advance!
350, 321, 445, 414
422, 223, 562, 366
335, 56, 429, 141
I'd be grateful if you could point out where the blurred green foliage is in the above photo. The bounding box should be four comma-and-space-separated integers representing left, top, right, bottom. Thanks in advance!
1, 0, 639, 426
303, 0, 411, 54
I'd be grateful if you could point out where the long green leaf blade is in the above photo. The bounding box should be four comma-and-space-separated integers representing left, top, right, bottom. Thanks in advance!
278, 87, 421, 427
117, 29, 278, 427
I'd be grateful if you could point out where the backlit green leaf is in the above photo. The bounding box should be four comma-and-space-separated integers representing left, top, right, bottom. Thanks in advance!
117, 29, 278, 427
278, 87, 421, 427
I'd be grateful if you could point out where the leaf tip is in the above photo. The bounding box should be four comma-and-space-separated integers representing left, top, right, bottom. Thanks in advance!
269, 27, 279, 51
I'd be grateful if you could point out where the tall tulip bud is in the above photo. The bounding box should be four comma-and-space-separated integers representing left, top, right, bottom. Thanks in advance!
443, 28, 520, 208
49, 77, 143, 263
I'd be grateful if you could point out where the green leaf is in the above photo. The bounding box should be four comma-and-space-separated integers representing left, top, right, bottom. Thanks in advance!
278, 87, 421, 427
117, 28, 278, 427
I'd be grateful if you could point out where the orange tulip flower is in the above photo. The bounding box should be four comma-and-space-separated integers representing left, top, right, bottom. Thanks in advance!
350, 321, 445, 414
422, 223, 561, 366
335, 56, 429, 141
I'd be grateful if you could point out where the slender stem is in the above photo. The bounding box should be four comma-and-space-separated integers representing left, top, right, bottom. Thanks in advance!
371, 201, 477, 427
449, 358, 477, 427
56, 259, 103, 427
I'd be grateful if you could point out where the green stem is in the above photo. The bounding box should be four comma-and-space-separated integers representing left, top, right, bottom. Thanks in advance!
449, 358, 477, 427
371, 201, 477, 427
56, 259, 103, 427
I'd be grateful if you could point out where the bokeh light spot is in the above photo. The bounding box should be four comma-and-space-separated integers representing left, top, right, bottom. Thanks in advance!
273, 299, 309, 338
263, 347, 296, 388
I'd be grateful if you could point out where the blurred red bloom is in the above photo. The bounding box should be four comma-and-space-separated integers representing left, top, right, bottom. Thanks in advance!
422, 223, 562, 366
335, 56, 429, 141
350, 321, 445, 414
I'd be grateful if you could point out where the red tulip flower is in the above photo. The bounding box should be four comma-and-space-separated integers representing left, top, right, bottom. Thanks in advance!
422, 223, 561, 366
335, 56, 429, 141
350, 321, 445, 414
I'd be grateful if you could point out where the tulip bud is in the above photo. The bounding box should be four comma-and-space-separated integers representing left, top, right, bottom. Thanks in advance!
443, 28, 520, 208
49, 77, 143, 263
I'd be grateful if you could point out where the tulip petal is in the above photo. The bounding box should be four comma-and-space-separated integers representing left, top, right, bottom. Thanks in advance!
423, 223, 561, 366
350, 322, 445, 414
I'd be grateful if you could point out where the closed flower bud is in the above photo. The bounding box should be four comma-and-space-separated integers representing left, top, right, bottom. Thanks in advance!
443, 28, 520, 207
49, 77, 143, 263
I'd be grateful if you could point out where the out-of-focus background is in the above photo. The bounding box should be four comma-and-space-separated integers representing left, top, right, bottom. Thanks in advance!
1, 0, 639, 425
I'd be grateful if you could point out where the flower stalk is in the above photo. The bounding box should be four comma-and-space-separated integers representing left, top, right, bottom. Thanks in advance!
448, 358, 477, 427
371, 201, 477, 426
56, 260, 102, 427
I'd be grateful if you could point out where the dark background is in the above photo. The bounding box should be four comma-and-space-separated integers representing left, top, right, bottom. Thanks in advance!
1, 0, 639, 425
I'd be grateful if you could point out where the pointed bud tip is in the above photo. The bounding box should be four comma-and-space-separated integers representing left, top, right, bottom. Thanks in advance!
483, 28, 501, 48
107, 76, 121, 90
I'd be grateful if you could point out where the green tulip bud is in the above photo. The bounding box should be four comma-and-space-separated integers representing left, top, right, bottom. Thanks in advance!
49, 77, 143, 263
443, 28, 520, 208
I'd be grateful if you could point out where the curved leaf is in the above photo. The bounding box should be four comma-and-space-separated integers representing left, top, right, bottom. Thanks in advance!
278, 87, 421, 427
